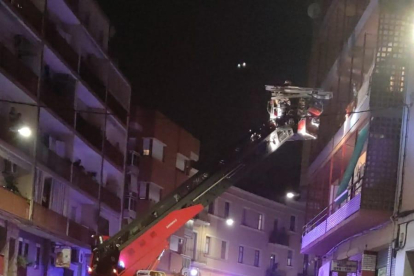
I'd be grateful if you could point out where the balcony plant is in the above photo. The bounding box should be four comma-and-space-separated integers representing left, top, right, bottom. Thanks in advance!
2, 173, 21, 196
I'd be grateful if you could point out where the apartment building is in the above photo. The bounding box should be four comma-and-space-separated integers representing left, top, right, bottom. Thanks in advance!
0, 0, 130, 275
300, 0, 413, 275
173, 187, 308, 276
127, 108, 200, 272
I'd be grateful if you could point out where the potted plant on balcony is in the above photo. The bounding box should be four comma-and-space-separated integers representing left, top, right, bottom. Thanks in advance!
2, 172, 21, 196
17, 255, 32, 276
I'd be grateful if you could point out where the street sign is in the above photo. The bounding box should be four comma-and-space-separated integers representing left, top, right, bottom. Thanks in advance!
331, 260, 358, 273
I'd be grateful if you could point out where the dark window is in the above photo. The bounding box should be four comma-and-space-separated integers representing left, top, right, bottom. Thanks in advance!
208, 202, 214, 214
24, 243, 29, 257
205, 236, 211, 254
18, 240, 23, 256
224, 202, 230, 218
42, 177, 52, 208
242, 209, 247, 225
287, 250, 293, 266
258, 214, 263, 230
273, 219, 278, 231
238, 246, 244, 263
98, 216, 110, 236
289, 216, 296, 232
254, 250, 260, 267
270, 254, 276, 269
35, 246, 41, 266
220, 241, 227, 259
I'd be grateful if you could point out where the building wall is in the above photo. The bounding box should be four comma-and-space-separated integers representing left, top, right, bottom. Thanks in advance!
0, 0, 131, 275
186, 187, 307, 276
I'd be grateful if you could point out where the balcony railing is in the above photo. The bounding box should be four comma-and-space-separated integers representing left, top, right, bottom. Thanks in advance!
40, 80, 75, 126
79, 59, 106, 102
6, 0, 43, 33
68, 219, 95, 245
101, 187, 121, 212
104, 139, 124, 168
0, 42, 38, 96
0, 117, 33, 156
44, 18, 79, 72
76, 115, 103, 151
72, 165, 99, 199
0, 186, 29, 219
72, 165, 121, 212
107, 92, 127, 124
36, 142, 71, 181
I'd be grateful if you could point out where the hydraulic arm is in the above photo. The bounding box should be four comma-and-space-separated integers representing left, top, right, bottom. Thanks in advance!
89, 84, 333, 276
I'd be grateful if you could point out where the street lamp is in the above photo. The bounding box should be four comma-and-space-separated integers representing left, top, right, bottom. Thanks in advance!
286, 192, 295, 199
190, 268, 198, 276
17, 126, 32, 138
226, 218, 234, 226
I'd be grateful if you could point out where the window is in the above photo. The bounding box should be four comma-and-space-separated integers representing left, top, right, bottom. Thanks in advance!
182, 257, 191, 269
142, 138, 152, 156
24, 243, 29, 258
238, 246, 244, 263
35, 245, 41, 267
270, 254, 276, 269
208, 202, 214, 214
220, 241, 227, 259
18, 239, 23, 256
242, 209, 247, 225
273, 219, 278, 231
224, 202, 230, 218
205, 236, 211, 254
289, 216, 296, 232
70, 206, 77, 221
254, 250, 260, 267
139, 183, 162, 202
170, 236, 184, 254
258, 214, 263, 230
42, 177, 52, 208
287, 250, 293, 266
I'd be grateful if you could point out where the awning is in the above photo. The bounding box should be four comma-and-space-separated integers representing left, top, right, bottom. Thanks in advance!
335, 124, 369, 204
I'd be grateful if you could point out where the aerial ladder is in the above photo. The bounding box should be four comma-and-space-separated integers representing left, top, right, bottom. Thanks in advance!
88, 84, 333, 276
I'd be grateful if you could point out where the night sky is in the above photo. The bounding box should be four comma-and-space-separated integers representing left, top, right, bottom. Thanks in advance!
99, 0, 313, 200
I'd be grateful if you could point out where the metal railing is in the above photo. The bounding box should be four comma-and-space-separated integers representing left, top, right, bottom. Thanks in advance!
302, 172, 364, 236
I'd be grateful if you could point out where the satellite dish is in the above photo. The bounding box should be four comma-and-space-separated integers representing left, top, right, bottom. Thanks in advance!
308, 3, 322, 19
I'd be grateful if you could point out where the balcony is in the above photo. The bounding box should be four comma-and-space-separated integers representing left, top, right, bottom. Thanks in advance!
32, 202, 67, 234
79, 59, 106, 103
0, 115, 33, 156
139, 158, 167, 187
67, 219, 94, 245
0, 42, 38, 97
269, 228, 290, 247
44, 18, 79, 72
72, 166, 121, 212
301, 178, 391, 255
72, 165, 99, 199
5, 0, 43, 34
40, 79, 75, 127
76, 115, 103, 151
101, 187, 121, 212
0, 186, 29, 220
32, 202, 95, 245
104, 139, 124, 169
36, 142, 71, 181
107, 92, 127, 124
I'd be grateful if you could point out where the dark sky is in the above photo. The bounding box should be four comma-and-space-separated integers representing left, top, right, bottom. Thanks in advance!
99, 0, 313, 199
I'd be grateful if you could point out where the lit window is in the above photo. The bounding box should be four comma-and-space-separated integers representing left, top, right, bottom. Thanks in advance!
224, 202, 230, 218
238, 246, 244, 263
205, 236, 211, 255
270, 254, 276, 269
221, 241, 227, 259
287, 250, 293, 266
254, 250, 260, 267
258, 214, 263, 230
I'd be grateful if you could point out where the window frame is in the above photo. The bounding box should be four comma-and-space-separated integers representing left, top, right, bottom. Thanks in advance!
238, 246, 244, 263
289, 215, 296, 232
204, 236, 211, 255
254, 250, 260, 267
287, 250, 293, 266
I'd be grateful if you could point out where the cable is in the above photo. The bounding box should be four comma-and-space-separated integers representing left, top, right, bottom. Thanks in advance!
0, 98, 407, 119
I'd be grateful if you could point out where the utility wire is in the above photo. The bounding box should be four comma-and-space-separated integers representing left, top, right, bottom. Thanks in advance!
0, 98, 407, 119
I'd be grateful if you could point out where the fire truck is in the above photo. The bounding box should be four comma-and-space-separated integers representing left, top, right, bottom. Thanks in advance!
88, 84, 332, 276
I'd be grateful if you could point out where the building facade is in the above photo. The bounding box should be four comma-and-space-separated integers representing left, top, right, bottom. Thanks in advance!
127, 108, 201, 273
301, 0, 414, 275
0, 0, 131, 275
183, 187, 308, 276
